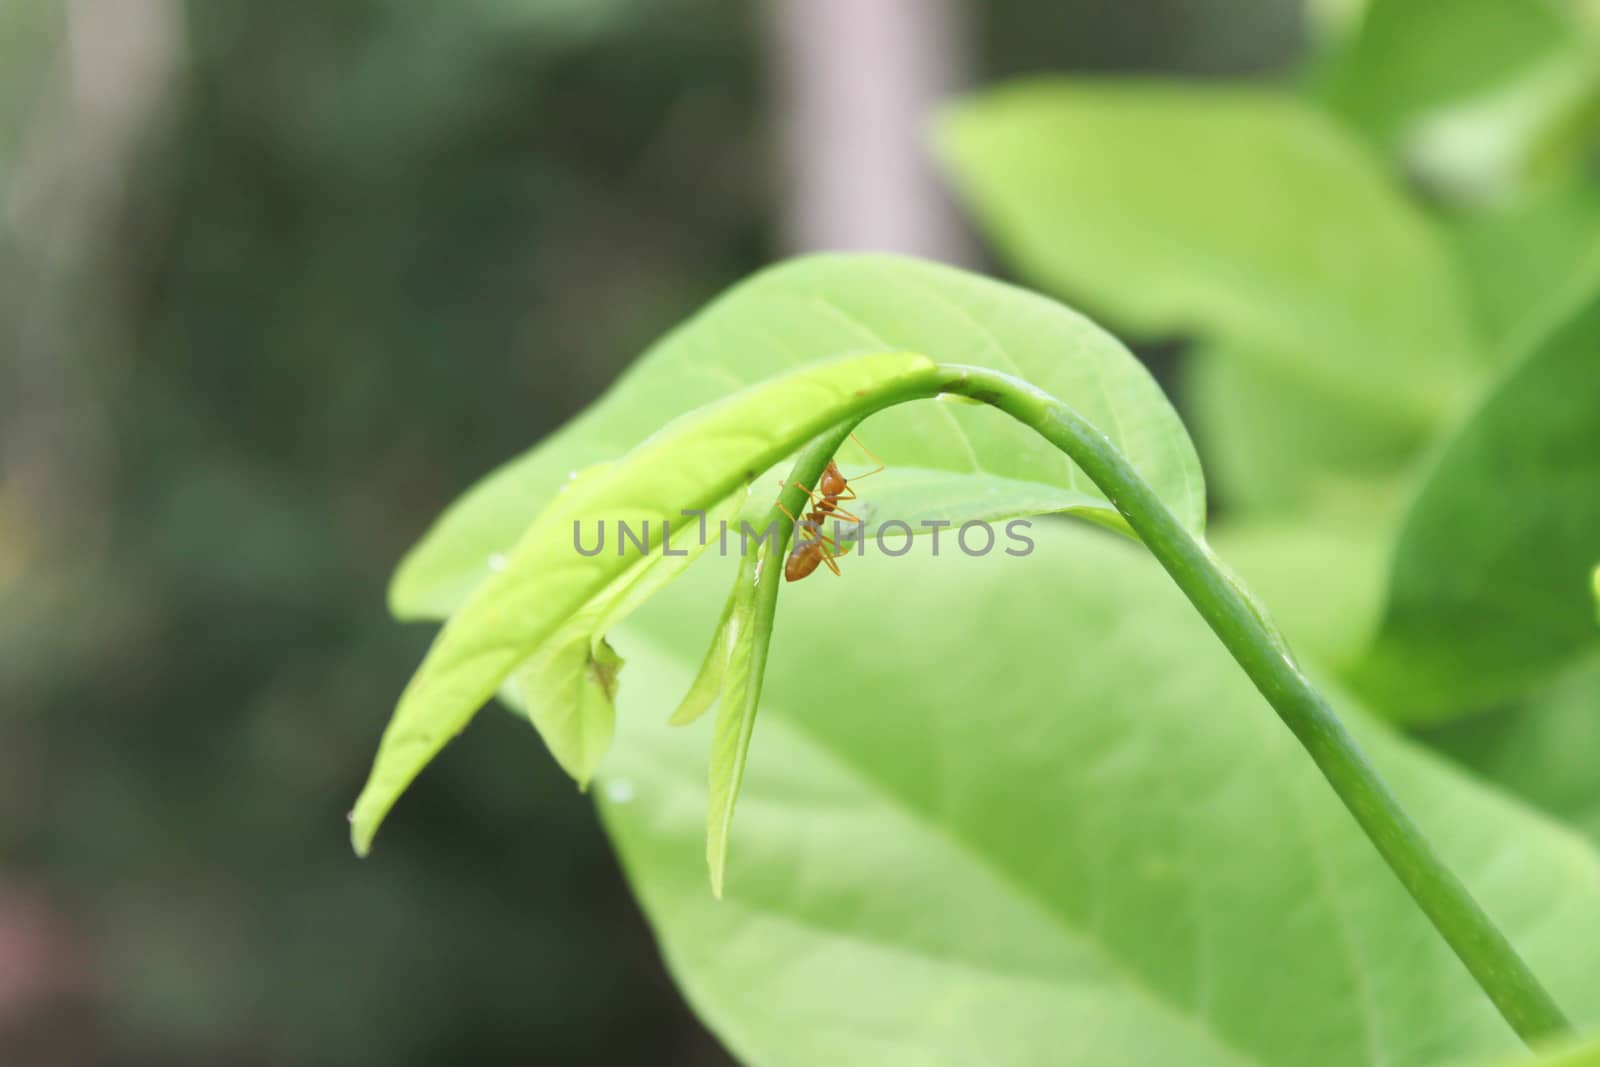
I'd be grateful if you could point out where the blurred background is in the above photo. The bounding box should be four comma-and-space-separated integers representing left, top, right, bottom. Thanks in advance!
0, 1, 1331, 1063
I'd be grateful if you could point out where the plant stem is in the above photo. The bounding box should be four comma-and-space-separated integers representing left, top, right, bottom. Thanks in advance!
932, 363, 1572, 1046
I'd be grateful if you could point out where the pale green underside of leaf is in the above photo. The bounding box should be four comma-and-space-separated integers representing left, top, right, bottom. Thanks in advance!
936, 80, 1486, 436
387, 253, 1204, 620
1353, 288, 1600, 722
599, 525, 1600, 1067
350, 351, 944, 854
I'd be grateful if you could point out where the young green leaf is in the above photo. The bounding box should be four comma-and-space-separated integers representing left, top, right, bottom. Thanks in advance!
1352, 287, 1600, 722
498, 490, 743, 787
387, 254, 1205, 620
503, 626, 623, 791
598, 525, 1600, 1067
702, 534, 783, 899
665, 548, 758, 729
350, 351, 945, 855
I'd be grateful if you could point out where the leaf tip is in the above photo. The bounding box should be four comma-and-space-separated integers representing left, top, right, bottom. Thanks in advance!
348, 803, 376, 858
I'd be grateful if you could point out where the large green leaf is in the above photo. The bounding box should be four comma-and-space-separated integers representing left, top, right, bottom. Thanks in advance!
599, 524, 1600, 1066
1311, 0, 1600, 205
1422, 655, 1600, 847
937, 81, 1485, 428
1351, 288, 1600, 722
1452, 175, 1600, 344
388, 253, 1205, 619
1206, 509, 1393, 669
351, 351, 947, 853
1182, 342, 1428, 514
937, 81, 1485, 515
1312, 0, 1582, 151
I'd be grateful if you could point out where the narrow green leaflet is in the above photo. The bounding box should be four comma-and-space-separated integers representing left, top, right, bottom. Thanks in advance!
937, 81, 1485, 432
666, 549, 758, 729
702, 539, 783, 899
599, 525, 1600, 1067
388, 254, 1205, 619
1352, 288, 1600, 722
658, 535, 772, 896
350, 351, 944, 854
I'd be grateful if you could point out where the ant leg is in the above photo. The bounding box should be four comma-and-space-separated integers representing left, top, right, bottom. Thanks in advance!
777, 480, 820, 506
787, 480, 826, 507
815, 535, 844, 576
776, 500, 813, 536
844, 432, 886, 482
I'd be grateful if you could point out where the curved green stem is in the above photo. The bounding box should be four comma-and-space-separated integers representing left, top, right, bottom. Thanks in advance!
925, 363, 1570, 1045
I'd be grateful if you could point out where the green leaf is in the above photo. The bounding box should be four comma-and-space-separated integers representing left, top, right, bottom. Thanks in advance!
599, 524, 1600, 1066
937, 81, 1485, 432
1182, 342, 1428, 514
1351, 287, 1600, 721
1422, 655, 1600, 846
665, 549, 757, 729
1206, 510, 1393, 669
498, 488, 743, 787
1479, 1032, 1600, 1066
388, 253, 1205, 619
503, 629, 623, 791
657, 535, 772, 896
1312, 0, 1600, 198
702, 535, 783, 899
1452, 176, 1600, 344
351, 350, 945, 854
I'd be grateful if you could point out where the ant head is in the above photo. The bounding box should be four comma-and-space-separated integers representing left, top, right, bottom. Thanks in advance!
819, 460, 848, 496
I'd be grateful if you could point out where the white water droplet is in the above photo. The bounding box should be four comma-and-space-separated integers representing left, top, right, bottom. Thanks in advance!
605, 779, 636, 804
567, 470, 579, 481
345, 810, 355, 823
487, 553, 508, 572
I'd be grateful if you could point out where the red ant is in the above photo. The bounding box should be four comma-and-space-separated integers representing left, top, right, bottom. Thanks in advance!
775, 434, 884, 581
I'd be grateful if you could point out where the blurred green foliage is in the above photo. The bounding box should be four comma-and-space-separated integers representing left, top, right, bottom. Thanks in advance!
3, 0, 762, 1062
2, 0, 1302, 1062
